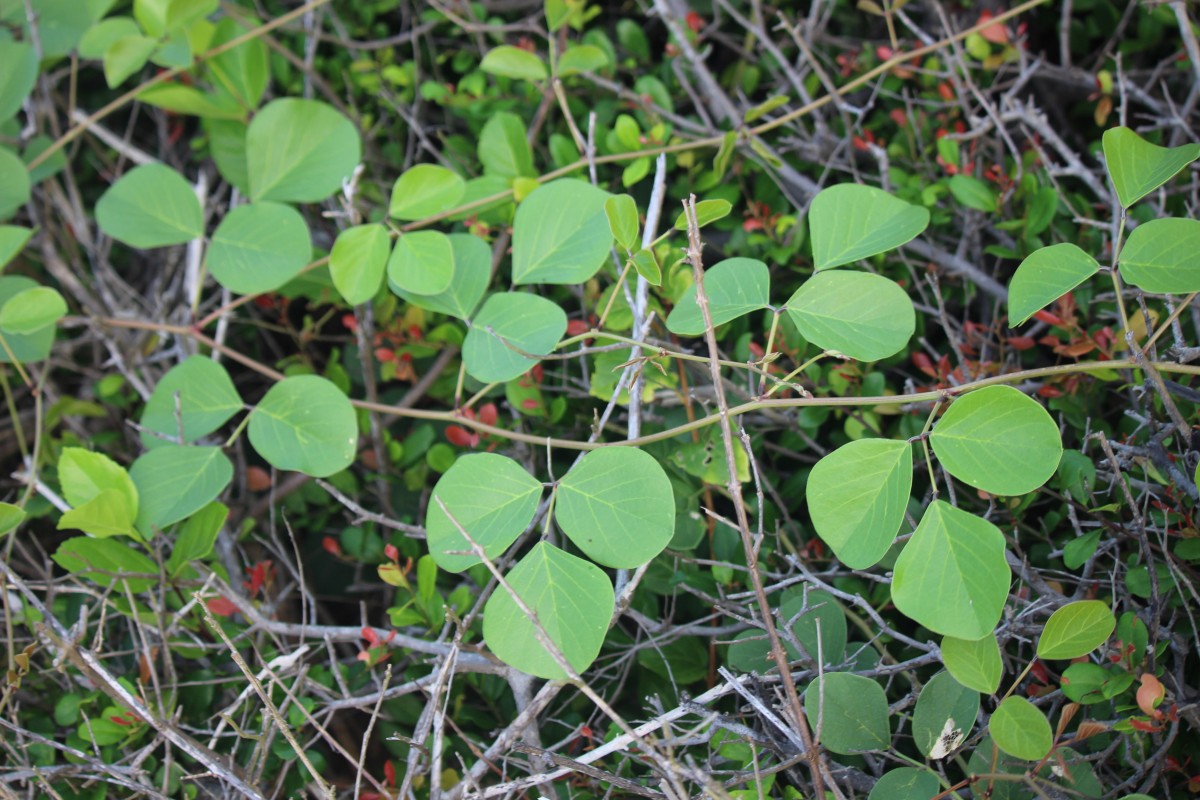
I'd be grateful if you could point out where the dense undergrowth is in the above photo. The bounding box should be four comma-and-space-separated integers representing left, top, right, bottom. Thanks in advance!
1, 0, 1199, 798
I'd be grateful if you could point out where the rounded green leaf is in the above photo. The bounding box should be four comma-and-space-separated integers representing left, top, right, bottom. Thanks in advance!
1102, 126, 1200, 208
1119, 218, 1200, 294
246, 98, 361, 203
913, 671, 979, 758
1008, 243, 1101, 326
512, 179, 612, 285
556, 447, 675, 568
140, 356, 242, 449
892, 501, 1009, 640
330, 224, 389, 305
672, 199, 733, 231
386, 230, 454, 296
0, 502, 25, 536
58, 447, 138, 516
207, 202, 312, 294
804, 672, 890, 754
868, 768, 941, 800
95, 163, 203, 248
666, 258, 771, 336
948, 174, 998, 213
103, 34, 156, 88
1037, 600, 1116, 660
130, 445, 233, 533
391, 233, 490, 319
930, 385, 1062, 496
53, 537, 157, 593
206, 16, 269, 109
480, 45, 548, 82
426, 453, 543, 573
248, 376, 356, 477
557, 44, 609, 76
785, 270, 915, 361
79, 17, 141, 59
389, 164, 467, 222
605, 194, 639, 251
0, 147, 32, 222
807, 439, 912, 569
809, 184, 929, 270
0, 276, 54, 362
0, 286, 67, 334
0, 40, 37, 122
990, 696, 1052, 761
941, 633, 1003, 694
463, 292, 567, 383
483, 542, 613, 679
0, 225, 32, 270
478, 112, 535, 179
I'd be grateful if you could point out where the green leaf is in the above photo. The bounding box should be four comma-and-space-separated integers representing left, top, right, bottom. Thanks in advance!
426, 453, 543, 572
388, 164, 467, 221
804, 672, 890, 754
0, 502, 25, 535
809, 184, 930, 270
0, 277, 54, 362
207, 202, 311, 294
1008, 243, 1100, 326
95, 164, 203, 248
512, 179, 612, 285
930, 385, 1062, 496
744, 94, 790, 124
463, 292, 567, 383
868, 769, 941, 800
557, 44, 608, 76
0, 146, 31, 222
631, 248, 660, 285
1037, 600, 1116, 660
52, 537, 157, 592
478, 112, 536, 179
948, 174, 998, 212
206, 16, 268, 109
0, 40, 37, 122
0, 286, 67, 334
673, 199, 733, 231
806, 439, 912, 569
140, 356, 242, 449
892, 501, 1009, 640
391, 233, 490, 319
133, 0, 216, 37
1102, 126, 1200, 208
248, 375, 357, 477
482, 542, 613, 679
165, 501, 227, 577
130, 445, 232, 533
1060, 662, 1126, 704
329, 224, 389, 305
940, 633, 1002, 694
727, 588, 847, 671
0, 225, 32, 270
3, 0, 102, 59
785, 270, 915, 361
545, 0, 570, 31
386, 230, 454, 296
666, 258, 770, 336
246, 98, 361, 203
912, 671, 978, 758
58, 489, 138, 539
556, 447, 675, 568
204, 118, 250, 194
1119, 217, 1200, 294
103, 34, 156, 87
58, 447, 138, 518
137, 83, 244, 120
990, 696, 1052, 761
605, 194, 639, 251
480, 45, 548, 82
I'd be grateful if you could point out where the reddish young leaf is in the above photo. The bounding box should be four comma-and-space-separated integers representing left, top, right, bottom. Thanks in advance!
207, 596, 238, 617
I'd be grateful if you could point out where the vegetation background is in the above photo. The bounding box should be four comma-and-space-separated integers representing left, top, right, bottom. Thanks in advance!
0, 0, 1198, 798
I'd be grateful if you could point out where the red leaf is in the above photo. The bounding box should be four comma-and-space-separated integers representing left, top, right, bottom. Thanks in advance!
321, 536, 342, 557
1137, 673, 1165, 717
384, 543, 400, 563
445, 425, 479, 448
566, 319, 590, 337
685, 10, 704, 33
1007, 336, 1036, 351
1034, 309, 1066, 326
478, 403, 498, 427
384, 760, 397, 787
978, 10, 1010, 44
246, 466, 272, 492
206, 597, 238, 617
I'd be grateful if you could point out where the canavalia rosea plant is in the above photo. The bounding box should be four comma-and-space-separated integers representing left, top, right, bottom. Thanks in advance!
1, 2, 1197, 797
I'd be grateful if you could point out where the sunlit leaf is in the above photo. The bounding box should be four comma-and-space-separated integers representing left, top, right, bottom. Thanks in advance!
1119, 218, 1200, 294
94, 163, 203, 248
248, 376, 356, 477
1008, 244, 1100, 326
666, 258, 770, 336
940, 633, 1002, 694
207, 202, 311, 294
785, 270, 915, 361
462, 292, 567, 383
246, 98, 361, 203
990, 696, 1052, 761
512, 179, 612, 285
809, 184, 929, 270
1102, 126, 1200, 208
1037, 600, 1116, 660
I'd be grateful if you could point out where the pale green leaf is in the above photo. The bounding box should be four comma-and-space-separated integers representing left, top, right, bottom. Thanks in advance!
389, 164, 467, 221
1037, 600, 1116, 660
557, 43, 608, 76
58, 489, 137, 539
137, 83, 244, 120
463, 292, 567, 383
478, 112, 536, 179
804, 672, 890, 754
605, 194, 639, 251
330, 224, 389, 305
912, 671, 978, 758
806, 439, 912, 569
0, 225, 32, 271
391, 233, 490, 319
248, 376, 357, 477
133, 0, 216, 37
95, 163, 203, 248
673, 199, 733, 231
1008, 243, 1100, 326
0, 277, 54, 362
386, 230, 454, 296
52, 536, 157, 592
130, 445, 232, 533
426, 453, 542, 572
1119, 217, 1200, 294
58, 447, 138, 518
0, 502, 24, 535
892, 501, 1009, 640
246, 98, 361, 203
482, 542, 613, 679
940, 633, 1002, 694
0, 286, 67, 334
511, 179, 612, 285
1102, 126, 1200, 208
930, 385, 1062, 496
948, 174, 998, 212
666, 258, 770, 335
990, 696, 1052, 760
480, 45, 548, 82
206, 16, 268, 109
207, 202, 311, 294
0, 146, 32, 222
785, 270, 915, 361
556, 447, 675, 568
0, 40, 37, 122
103, 35, 156, 88
809, 184, 929, 270
140, 356, 242, 449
